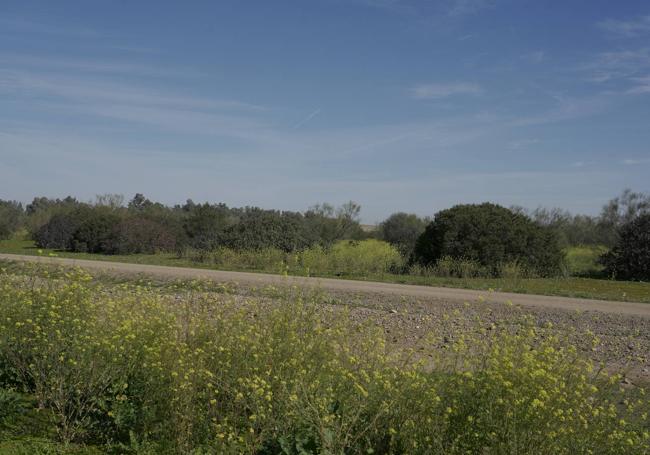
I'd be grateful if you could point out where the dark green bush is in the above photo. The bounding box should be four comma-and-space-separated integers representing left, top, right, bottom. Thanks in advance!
0, 200, 24, 240
600, 213, 650, 281
224, 209, 310, 252
107, 217, 178, 254
70, 210, 121, 254
378, 212, 427, 258
413, 203, 564, 277
183, 203, 233, 250
34, 212, 80, 250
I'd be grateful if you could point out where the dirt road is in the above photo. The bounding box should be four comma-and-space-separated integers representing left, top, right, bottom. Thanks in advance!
2, 253, 649, 318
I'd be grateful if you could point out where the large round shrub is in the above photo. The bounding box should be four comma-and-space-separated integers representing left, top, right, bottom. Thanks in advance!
413, 203, 564, 277
70, 211, 121, 254
600, 213, 650, 281
33, 213, 79, 249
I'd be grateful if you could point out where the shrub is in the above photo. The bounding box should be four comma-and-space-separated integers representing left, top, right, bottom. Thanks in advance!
600, 213, 650, 281
107, 217, 178, 254
0, 200, 23, 240
301, 239, 404, 276
378, 212, 427, 258
183, 203, 233, 250
413, 203, 565, 277
224, 209, 310, 252
0, 267, 648, 453
33, 212, 80, 250
69, 210, 121, 253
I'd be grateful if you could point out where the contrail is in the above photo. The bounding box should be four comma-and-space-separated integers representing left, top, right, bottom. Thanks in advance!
292, 108, 321, 129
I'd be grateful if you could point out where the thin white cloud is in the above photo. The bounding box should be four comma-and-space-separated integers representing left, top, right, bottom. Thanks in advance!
627, 75, 650, 94
411, 82, 481, 99
292, 109, 321, 129
0, 16, 102, 38
521, 50, 545, 64
0, 70, 265, 112
508, 138, 540, 150
581, 48, 650, 92
510, 94, 611, 127
622, 158, 650, 165
447, 0, 495, 17
0, 53, 202, 78
598, 15, 650, 37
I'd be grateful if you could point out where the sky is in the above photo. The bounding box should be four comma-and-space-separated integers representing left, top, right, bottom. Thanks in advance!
1, 0, 649, 222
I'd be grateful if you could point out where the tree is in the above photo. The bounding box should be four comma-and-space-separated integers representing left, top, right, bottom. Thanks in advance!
34, 212, 80, 249
413, 203, 564, 277
183, 203, 233, 250
223, 209, 309, 252
598, 189, 650, 247
128, 193, 153, 212
600, 214, 650, 281
69, 209, 121, 253
107, 217, 177, 254
0, 200, 23, 239
94, 194, 125, 209
378, 212, 427, 258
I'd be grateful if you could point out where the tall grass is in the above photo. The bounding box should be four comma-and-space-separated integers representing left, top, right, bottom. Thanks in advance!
0, 265, 648, 453
179, 239, 404, 277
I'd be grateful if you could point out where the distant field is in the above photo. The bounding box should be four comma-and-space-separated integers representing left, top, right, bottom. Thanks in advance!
1, 239, 649, 303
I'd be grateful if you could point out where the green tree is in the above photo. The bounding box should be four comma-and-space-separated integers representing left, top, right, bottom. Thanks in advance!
378, 212, 427, 258
413, 203, 564, 277
0, 200, 24, 239
600, 213, 650, 280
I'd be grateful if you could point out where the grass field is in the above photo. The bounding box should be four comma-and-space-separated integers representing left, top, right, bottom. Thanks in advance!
1, 263, 648, 454
1, 239, 649, 303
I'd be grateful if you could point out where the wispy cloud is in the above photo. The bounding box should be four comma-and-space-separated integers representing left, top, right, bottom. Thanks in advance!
627, 75, 650, 94
0, 70, 265, 112
292, 109, 321, 129
583, 48, 650, 90
0, 53, 200, 78
447, 0, 495, 17
598, 15, 650, 38
0, 16, 102, 38
622, 158, 650, 165
410, 82, 481, 99
508, 138, 540, 150
511, 94, 611, 127
521, 50, 546, 64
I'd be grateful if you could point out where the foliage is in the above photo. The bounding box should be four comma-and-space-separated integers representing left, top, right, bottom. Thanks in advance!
301, 239, 403, 276
183, 203, 233, 250
223, 208, 310, 252
599, 189, 650, 247
378, 212, 427, 258
24, 196, 81, 236
34, 212, 82, 250
600, 213, 650, 281
181, 239, 404, 277
107, 217, 178, 254
564, 245, 608, 277
0, 200, 24, 240
0, 266, 648, 453
69, 209, 121, 253
413, 203, 565, 277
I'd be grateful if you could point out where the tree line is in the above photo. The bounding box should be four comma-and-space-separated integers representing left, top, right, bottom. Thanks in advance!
0, 190, 648, 280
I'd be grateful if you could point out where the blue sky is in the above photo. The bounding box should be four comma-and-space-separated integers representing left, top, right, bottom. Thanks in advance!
1, 0, 649, 222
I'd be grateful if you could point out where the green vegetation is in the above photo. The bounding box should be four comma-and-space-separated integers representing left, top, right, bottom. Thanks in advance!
1, 189, 649, 304
2, 239, 650, 303
601, 214, 650, 281
565, 245, 608, 277
1, 265, 648, 453
413, 203, 565, 277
